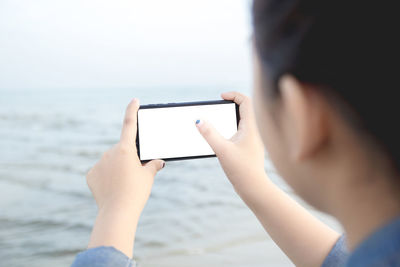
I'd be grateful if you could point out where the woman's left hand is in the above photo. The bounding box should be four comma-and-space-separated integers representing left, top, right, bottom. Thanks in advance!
86, 98, 165, 258
87, 98, 164, 213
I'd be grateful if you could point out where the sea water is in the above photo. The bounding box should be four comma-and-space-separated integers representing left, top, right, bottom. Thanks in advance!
0, 87, 340, 267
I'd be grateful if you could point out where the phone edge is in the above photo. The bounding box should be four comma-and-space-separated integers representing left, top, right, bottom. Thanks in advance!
135, 99, 241, 163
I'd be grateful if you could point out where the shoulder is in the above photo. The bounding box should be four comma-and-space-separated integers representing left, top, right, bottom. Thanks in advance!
321, 235, 348, 267
71, 246, 137, 267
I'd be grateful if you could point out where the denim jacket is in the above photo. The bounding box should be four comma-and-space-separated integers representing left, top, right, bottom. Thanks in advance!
71, 246, 137, 267
72, 217, 400, 267
322, 216, 400, 267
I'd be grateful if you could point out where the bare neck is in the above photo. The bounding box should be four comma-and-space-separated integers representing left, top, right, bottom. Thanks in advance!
336, 184, 400, 251
328, 151, 400, 251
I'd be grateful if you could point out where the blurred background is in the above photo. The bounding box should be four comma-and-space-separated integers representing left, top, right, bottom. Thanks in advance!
0, 0, 340, 266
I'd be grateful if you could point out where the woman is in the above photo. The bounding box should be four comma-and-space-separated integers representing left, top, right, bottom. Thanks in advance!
72, 0, 399, 266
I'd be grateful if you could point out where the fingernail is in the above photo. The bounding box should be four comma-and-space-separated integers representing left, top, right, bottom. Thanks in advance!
161, 161, 166, 169
195, 119, 202, 125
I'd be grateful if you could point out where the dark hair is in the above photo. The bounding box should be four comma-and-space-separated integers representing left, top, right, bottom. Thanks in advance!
252, 0, 399, 172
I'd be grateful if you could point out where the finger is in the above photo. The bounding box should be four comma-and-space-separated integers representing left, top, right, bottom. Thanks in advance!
221, 91, 255, 131
143, 160, 165, 176
221, 91, 253, 120
120, 98, 140, 147
195, 119, 229, 155
221, 91, 248, 105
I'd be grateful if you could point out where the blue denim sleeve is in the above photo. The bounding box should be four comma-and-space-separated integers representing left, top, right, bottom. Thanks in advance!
71, 246, 137, 267
321, 235, 348, 267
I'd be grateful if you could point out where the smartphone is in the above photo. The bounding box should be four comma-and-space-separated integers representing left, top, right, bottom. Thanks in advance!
136, 100, 239, 162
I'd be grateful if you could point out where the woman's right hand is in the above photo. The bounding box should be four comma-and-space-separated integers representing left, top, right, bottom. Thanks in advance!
198, 92, 341, 267
196, 92, 267, 197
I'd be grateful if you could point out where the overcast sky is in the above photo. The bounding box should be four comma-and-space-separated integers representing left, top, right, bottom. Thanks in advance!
0, 0, 252, 90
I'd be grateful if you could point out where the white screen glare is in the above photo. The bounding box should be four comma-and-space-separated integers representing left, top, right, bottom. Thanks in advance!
138, 103, 237, 160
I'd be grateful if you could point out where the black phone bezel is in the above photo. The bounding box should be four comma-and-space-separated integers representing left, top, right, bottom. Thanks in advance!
136, 100, 240, 163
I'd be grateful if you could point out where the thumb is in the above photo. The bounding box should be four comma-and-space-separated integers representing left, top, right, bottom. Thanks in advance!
195, 119, 229, 155
143, 160, 165, 175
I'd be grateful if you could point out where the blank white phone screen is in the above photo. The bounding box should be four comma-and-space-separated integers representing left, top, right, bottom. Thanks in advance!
138, 103, 237, 160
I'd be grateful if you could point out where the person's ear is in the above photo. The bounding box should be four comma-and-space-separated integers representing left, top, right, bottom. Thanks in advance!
279, 75, 330, 162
